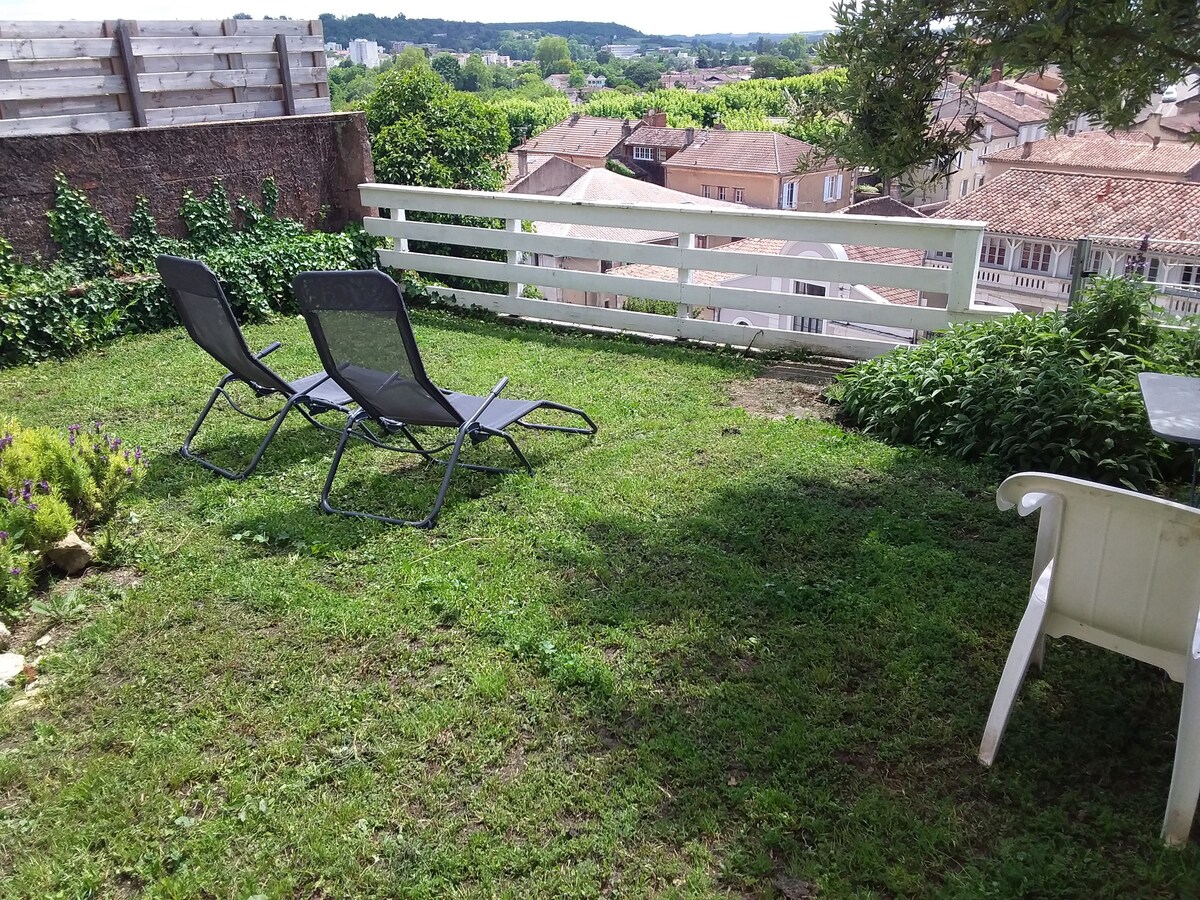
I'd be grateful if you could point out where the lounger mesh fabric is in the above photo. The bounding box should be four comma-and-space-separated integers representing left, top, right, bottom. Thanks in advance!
292, 268, 597, 528
155, 254, 352, 480
156, 255, 290, 394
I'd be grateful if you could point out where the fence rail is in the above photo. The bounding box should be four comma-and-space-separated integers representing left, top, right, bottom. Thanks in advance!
360, 183, 1000, 359
0, 19, 329, 136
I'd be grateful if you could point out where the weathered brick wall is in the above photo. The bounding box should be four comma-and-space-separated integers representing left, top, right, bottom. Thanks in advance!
0, 111, 375, 262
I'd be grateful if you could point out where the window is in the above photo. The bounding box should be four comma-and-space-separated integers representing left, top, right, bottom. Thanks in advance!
795, 281, 827, 297
823, 173, 843, 203
979, 237, 1006, 268
782, 182, 797, 209
1090, 250, 1104, 274
954, 151, 964, 169
959, 180, 969, 198
733, 187, 744, 203
1181, 265, 1199, 293
1148, 257, 1161, 282
632, 146, 654, 161
718, 186, 728, 201
702, 185, 712, 199
1019, 242, 1052, 273
795, 317, 824, 333
658, 149, 668, 162
932, 249, 953, 261
1124, 253, 1161, 281
976, 174, 985, 187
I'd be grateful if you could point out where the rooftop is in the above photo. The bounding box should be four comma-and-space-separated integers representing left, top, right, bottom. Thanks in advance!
662, 129, 828, 176
534, 167, 742, 243
933, 168, 1200, 253
974, 91, 1051, 125
984, 130, 1200, 178
626, 127, 693, 150
518, 115, 633, 159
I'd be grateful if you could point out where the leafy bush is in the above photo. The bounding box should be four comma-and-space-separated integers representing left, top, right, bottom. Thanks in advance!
0, 178, 382, 368
622, 296, 679, 316
0, 419, 146, 608
835, 277, 1200, 489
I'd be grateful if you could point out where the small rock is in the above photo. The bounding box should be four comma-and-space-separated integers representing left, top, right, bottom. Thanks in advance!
0, 652, 25, 685
772, 875, 819, 899
0, 621, 10, 651
44, 531, 94, 575
34, 633, 51, 648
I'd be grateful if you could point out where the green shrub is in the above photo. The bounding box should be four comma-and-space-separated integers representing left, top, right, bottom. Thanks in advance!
835, 277, 1200, 489
622, 296, 679, 316
0, 178, 383, 367
0, 419, 146, 609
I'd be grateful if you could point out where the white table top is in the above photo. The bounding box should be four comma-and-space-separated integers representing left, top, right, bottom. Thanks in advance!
1139, 372, 1200, 446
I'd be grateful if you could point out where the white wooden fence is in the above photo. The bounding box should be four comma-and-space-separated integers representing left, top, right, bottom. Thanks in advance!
360, 183, 1001, 359
0, 19, 330, 137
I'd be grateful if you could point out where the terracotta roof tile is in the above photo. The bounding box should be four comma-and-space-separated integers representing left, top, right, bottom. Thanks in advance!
985, 131, 1200, 177
519, 115, 632, 158
933, 169, 1200, 254
975, 92, 1050, 125
661, 130, 826, 175
626, 127, 692, 149
606, 238, 789, 287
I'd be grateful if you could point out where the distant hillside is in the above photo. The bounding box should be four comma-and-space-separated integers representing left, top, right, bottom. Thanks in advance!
672, 31, 831, 44
318, 14, 644, 51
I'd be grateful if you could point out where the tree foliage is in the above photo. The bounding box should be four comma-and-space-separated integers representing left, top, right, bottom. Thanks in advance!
820, 0, 1200, 183
534, 36, 572, 76
431, 53, 462, 84
363, 66, 509, 190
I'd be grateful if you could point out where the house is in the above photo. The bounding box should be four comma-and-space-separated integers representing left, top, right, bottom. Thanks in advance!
348, 39, 381, 68
527, 168, 741, 307
602, 44, 641, 59
544, 74, 571, 92
658, 70, 743, 92
906, 114, 1018, 206
930, 168, 1200, 314
618, 111, 695, 185
584, 74, 607, 89
503, 150, 587, 196
662, 129, 854, 212
516, 114, 636, 169
984, 131, 1200, 183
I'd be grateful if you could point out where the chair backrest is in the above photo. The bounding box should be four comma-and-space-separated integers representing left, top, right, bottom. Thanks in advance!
155, 255, 292, 394
292, 270, 462, 428
999, 472, 1200, 680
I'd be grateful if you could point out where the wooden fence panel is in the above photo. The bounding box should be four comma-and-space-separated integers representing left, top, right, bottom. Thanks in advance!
0, 18, 330, 135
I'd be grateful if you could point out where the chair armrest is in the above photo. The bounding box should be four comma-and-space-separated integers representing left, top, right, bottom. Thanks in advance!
464, 377, 509, 428
255, 341, 282, 359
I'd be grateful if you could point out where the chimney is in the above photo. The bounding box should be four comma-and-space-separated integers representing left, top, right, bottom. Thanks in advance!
1152, 135, 1161, 149
1014, 93, 1026, 106
989, 65, 1003, 84
642, 109, 667, 128
570, 112, 581, 124
684, 127, 695, 147
517, 147, 528, 178
1021, 141, 1032, 158
621, 118, 632, 138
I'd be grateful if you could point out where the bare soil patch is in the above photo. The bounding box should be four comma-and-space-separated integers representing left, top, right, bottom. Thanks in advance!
726, 360, 849, 421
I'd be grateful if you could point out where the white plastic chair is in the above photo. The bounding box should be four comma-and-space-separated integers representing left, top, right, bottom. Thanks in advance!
980, 472, 1200, 846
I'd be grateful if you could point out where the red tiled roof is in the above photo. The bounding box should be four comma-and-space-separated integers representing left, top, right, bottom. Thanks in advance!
627, 127, 692, 149
838, 196, 927, 218
519, 115, 632, 158
975, 92, 1050, 125
661, 129, 829, 175
1160, 113, 1200, 138
932, 168, 1200, 253
984, 131, 1200, 177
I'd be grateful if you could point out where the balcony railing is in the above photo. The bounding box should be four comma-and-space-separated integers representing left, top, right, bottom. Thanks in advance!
359, 183, 1001, 359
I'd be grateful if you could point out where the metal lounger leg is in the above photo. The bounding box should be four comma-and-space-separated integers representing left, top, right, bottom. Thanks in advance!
514, 401, 598, 435
182, 382, 307, 481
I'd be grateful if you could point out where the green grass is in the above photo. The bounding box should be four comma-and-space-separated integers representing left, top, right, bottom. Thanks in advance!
1, 310, 1198, 898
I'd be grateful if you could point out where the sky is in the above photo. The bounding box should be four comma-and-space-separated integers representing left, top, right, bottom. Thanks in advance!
0, 1, 837, 38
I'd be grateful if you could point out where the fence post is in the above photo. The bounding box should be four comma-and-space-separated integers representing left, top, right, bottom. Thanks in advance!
114, 20, 146, 128
676, 231, 694, 318
945, 225, 983, 318
275, 34, 296, 116
1067, 237, 1093, 308
390, 207, 408, 252
506, 218, 524, 299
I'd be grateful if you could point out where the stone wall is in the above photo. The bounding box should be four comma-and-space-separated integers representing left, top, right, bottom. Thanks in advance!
0, 111, 374, 262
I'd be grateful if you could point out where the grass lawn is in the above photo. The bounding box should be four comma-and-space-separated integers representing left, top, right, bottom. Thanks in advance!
1, 309, 1198, 898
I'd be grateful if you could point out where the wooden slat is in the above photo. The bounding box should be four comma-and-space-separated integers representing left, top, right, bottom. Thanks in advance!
422, 285, 906, 359
366, 216, 954, 294
114, 20, 145, 127
8, 57, 110, 77
0, 38, 118, 60
359, 184, 980, 253
0, 72, 127, 100
275, 33, 294, 115
141, 95, 327, 126
377, 248, 977, 330
0, 21, 108, 38
16, 94, 121, 116
129, 35, 324, 56
0, 108, 132, 135
221, 18, 245, 105
137, 67, 324, 91
132, 19, 321, 37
